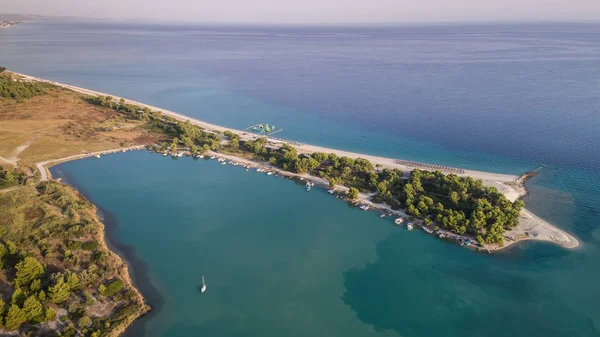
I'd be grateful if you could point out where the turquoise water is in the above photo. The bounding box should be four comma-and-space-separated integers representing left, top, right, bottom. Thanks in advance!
53, 152, 598, 337
4, 21, 600, 336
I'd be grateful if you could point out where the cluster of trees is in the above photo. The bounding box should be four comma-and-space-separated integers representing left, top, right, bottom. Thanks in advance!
0, 182, 147, 335
0, 254, 59, 330
84, 96, 162, 123
0, 75, 45, 100
0, 66, 6, 73
400, 170, 523, 244
222, 135, 522, 244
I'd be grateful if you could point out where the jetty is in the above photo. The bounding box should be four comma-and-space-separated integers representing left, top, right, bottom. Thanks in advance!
36, 145, 145, 181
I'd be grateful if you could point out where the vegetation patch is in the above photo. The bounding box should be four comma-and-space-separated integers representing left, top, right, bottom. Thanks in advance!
0, 182, 148, 336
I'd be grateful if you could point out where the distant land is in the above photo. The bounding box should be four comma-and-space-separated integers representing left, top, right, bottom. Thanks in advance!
0, 14, 66, 28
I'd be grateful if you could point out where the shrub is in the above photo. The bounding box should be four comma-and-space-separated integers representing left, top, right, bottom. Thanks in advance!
99, 279, 124, 297
81, 241, 99, 251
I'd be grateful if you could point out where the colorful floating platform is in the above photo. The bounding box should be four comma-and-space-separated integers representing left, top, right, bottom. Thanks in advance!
245, 123, 283, 136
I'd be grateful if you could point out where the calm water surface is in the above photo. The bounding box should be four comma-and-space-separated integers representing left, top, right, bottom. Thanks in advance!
3, 21, 599, 336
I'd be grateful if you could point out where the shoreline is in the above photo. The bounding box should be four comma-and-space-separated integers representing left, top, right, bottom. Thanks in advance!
21, 71, 579, 251
50, 166, 165, 337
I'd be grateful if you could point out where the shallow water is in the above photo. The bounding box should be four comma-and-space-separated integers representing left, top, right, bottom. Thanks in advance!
4, 21, 599, 336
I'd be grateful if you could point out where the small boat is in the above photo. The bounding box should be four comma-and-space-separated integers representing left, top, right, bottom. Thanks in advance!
199, 155, 205, 159
359, 205, 370, 211
163, 152, 168, 156
122, 149, 127, 153
221, 162, 226, 165
380, 214, 386, 218
94, 154, 101, 159
210, 156, 216, 159
327, 189, 335, 194
177, 152, 183, 157
306, 186, 311, 192
407, 223, 414, 231
201, 276, 207, 294
394, 218, 404, 225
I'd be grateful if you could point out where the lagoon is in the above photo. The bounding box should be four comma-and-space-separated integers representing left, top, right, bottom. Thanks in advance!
53, 152, 598, 337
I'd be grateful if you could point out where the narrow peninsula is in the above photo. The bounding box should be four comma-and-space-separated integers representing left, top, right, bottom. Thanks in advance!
0, 69, 578, 335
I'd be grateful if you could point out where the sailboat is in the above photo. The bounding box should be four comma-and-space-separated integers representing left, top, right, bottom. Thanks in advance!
201, 276, 207, 293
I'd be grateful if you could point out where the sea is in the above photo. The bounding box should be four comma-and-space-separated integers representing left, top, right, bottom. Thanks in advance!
1, 21, 600, 337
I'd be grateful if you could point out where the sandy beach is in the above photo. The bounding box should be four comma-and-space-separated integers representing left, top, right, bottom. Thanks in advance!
18, 72, 579, 251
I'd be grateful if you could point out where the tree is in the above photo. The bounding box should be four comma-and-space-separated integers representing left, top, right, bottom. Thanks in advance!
329, 179, 337, 188
347, 187, 359, 200
191, 145, 198, 154
78, 316, 91, 328
231, 138, 239, 149
4, 304, 27, 330
49, 276, 70, 304
14, 257, 44, 288
44, 307, 56, 321
66, 273, 81, 290
23, 296, 43, 322
11, 288, 25, 307
170, 138, 179, 153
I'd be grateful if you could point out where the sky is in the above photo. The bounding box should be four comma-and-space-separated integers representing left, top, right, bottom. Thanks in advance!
3, 0, 600, 24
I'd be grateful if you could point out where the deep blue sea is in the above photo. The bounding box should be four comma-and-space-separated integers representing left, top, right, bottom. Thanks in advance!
2, 21, 600, 336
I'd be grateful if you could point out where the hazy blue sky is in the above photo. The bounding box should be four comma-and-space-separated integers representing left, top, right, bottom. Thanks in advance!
4, 0, 600, 23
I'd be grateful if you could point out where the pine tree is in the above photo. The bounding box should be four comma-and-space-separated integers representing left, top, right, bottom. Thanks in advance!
23, 296, 43, 321
14, 257, 45, 287
44, 306, 56, 321
49, 277, 70, 303
4, 304, 27, 330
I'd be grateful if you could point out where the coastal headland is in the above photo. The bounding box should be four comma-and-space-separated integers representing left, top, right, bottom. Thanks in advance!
14, 72, 579, 252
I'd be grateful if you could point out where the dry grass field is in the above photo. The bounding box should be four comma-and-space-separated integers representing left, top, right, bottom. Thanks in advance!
0, 86, 160, 172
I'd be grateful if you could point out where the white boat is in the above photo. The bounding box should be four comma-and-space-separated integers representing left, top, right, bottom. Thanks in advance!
94, 154, 101, 159
210, 156, 216, 159
221, 162, 226, 165
199, 155, 205, 159
201, 276, 207, 294
422, 226, 434, 234
267, 172, 273, 175
407, 223, 414, 231
327, 189, 335, 194
359, 205, 370, 211
394, 218, 404, 225
380, 214, 386, 218
306, 186, 311, 192
163, 153, 168, 156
